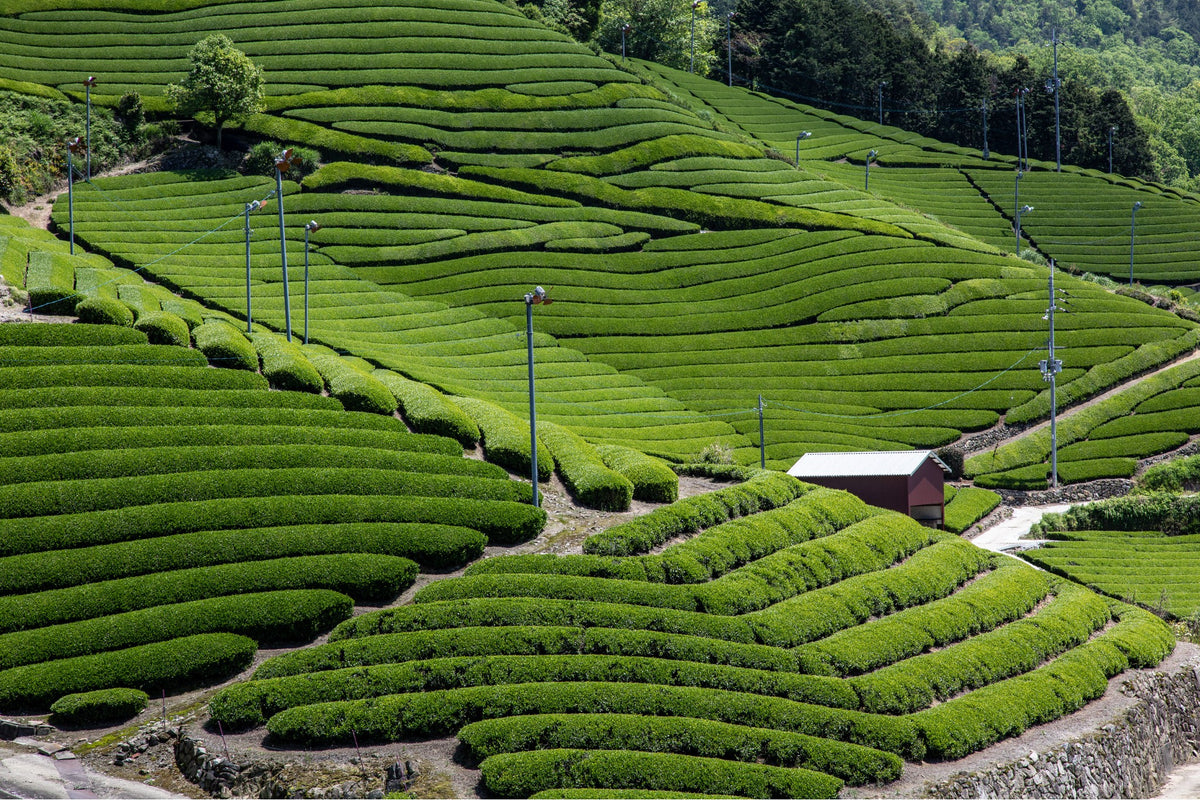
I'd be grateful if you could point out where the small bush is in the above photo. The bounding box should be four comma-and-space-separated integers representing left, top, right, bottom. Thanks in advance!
244, 141, 320, 181
133, 311, 190, 347
193, 320, 258, 371
75, 297, 134, 327
50, 688, 148, 726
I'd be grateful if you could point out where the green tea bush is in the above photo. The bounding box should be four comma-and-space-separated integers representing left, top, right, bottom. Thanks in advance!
0, 554, 416, 634
0, 633, 256, 713
132, 311, 190, 347
943, 487, 1001, 533
452, 395, 554, 480
595, 445, 678, 503
1138, 454, 1200, 492
49, 687, 147, 726
264, 681, 923, 758
0, 591, 351, 671
74, 297, 134, 327
0, 523, 483, 594
373, 370, 479, 447
244, 141, 320, 181
249, 331, 323, 393
304, 351, 396, 415
583, 472, 806, 556
192, 320, 257, 371
0, 324, 144, 348
460, 714, 900, 784
211, 650, 853, 729
540, 422, 632, 511
480, 749, 843, 799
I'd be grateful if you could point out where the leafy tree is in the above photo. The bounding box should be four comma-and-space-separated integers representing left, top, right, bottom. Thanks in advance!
166, 35, 264, 150
598, 0, 720, 75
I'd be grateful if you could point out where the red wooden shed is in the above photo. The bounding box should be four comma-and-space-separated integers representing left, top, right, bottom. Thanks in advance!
787, 450, 951, 528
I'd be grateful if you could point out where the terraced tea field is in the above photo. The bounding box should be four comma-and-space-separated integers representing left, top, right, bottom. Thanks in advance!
0, 321, 542, 712
205, 477, 1172, 795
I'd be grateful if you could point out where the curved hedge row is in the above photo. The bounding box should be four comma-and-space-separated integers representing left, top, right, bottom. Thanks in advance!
0, 633, 257, 713
0, 494, 544, 555
211, 651, 854, 729
582, 472, 809, 556
193, 320, 258, 371
373, 369, 479, 447
595, 444, 678, 503
459, 713, 900, 785
263, 681, 924, 758
540, 422, 633, 511
480, 749, 843, 799
0, 554, 417, 633
0, 590, 352, 671
452, 395, 554, 481
305, 351, 398, 415
49, 687, 148, 726
249, 332, 324, 393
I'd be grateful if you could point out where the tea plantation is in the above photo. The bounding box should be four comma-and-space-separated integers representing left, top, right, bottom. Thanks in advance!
0, 318, 543, 713
0, 0, 1198, 792
207, 477, 1173, 795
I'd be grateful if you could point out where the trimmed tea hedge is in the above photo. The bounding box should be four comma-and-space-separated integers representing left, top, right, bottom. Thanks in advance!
49, 687, 148, 726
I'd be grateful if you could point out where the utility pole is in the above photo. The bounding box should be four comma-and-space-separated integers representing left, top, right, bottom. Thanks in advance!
877, 81, 886, 125
981, 97, 989, 160
1048, 28, 1061, 172
1014, 89, 1024, 171
757, 394, 766, 470
621, 23, 630, 61
865, 149, 877, 191
244, 197, 264, 333
1108, 125, 1118, 174
726, 12, 734, 87
689, 0, 700, 73
795, 130, 810, 167
1040, 265, 1067, 489
524, 286, 552, 507
274, 149, 301, 341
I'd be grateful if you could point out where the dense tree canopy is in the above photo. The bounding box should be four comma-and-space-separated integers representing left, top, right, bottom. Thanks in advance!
166, 34, 264, 150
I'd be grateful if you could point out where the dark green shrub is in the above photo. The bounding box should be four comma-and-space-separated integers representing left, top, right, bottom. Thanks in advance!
541, 423, 632, 511
74, 297, 134, 327
373, 370, 479, 447
250, 332, 323, 393
596, 444, 678, 503
133, 311, 190, 347
0, 633, 256, 713
480, 749, 843, 799
50, 687, 147, 726
305, 351, 396, 415
0, 324, 144, 347
245, 141, 320, 181
453, 396, 554, 480
192, 320, 258, 371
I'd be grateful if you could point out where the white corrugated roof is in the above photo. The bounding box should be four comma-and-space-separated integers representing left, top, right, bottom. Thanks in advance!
787, 450, 950, 478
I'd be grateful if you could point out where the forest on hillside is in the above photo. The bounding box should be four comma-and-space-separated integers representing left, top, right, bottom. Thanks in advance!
520, 0, 1200, 189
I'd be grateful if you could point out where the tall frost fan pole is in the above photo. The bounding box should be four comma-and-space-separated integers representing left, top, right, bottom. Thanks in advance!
274, 149, 302, 341
1040, 265, 1067, 489
524, 286, 552, 508
1047, 28, 1061, 172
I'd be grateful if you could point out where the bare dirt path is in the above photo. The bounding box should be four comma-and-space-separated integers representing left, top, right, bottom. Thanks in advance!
2, 154, 164, 232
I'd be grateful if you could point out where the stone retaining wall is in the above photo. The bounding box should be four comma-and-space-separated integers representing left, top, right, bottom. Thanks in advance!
926, 664, 1200, 798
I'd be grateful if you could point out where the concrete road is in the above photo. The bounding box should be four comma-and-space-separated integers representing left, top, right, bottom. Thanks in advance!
969, 503, 1072, 557
0, 745, 179, 800
1156, 762, 1200, 798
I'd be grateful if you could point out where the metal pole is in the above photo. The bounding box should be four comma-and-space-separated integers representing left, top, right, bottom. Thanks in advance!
1021, 89, 1029, 170
1108, 127, 1115, 174
67, 146, 74, 255
1048, 269, 1058, 489
1014, 171, 1021, 253
1129, 202, 1142, 286
621, 24, 627, 61
304, 225, 311, 344
275, 164, 292, 342
85, 83, 91, 181
757, 394, 765, 470
525, 295, 539, 508
982, 97, 989, 159
865, 149, 876, 191
795, 131, 809, 167
1014, 91, 1022, 171
1052, 29, 1061, 172
244, 202, 254, 333
877, 81, 884, 125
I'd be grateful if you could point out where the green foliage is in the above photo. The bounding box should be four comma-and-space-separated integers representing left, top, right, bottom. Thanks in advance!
541, 422, 633, 511
249, 331, 323, 393
166, 34, 264, 149
480, 749, 843, 799
75, 297, 134, 327
132, 311, 190, 347
452, 395, 554, 481
583, 472, 808, 556
244, 140, 319, 181
373, 370, 479, 448
944, 487, 1002, 533
50, 687, 148, 726
596, 444, 678, 503
304, 350, 397, 415
0, 633, 256, 713
192, 320, 257, 371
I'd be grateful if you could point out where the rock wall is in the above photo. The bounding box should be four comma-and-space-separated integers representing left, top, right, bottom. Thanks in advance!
926, 664, 1200, 798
